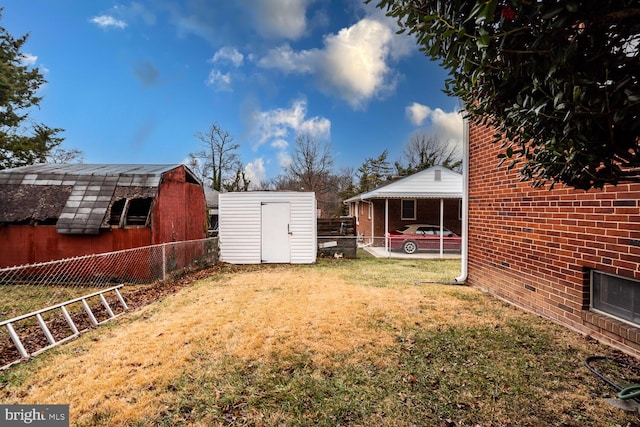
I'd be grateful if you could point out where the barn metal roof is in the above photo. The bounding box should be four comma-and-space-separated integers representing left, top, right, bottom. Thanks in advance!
0, 164, 186, 235
344, 166, 463, 202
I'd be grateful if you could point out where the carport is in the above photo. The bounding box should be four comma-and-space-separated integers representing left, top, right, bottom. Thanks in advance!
344, 166, 463, 258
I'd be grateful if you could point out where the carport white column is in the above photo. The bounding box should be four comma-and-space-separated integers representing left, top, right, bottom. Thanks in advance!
384, 198, 389, 255
439, 198, 444, 258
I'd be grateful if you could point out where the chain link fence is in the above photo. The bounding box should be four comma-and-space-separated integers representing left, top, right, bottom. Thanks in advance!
0, 238, 218, 368
0, 238, 218, 322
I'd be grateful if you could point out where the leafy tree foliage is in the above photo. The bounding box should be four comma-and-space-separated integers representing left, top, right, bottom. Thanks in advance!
0, 12, 64, 169
357, 149, 393, 193
223, 168, 250, 192
372, 0, 640, 189
190, 122, 241, 191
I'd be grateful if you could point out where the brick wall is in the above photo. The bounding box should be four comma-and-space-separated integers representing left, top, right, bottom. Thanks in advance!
468, 121, 640, 355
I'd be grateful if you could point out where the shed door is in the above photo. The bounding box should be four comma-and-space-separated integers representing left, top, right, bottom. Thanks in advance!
261, 202, 291, 263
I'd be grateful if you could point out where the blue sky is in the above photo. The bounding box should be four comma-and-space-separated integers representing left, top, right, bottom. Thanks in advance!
3, 0, 462, 187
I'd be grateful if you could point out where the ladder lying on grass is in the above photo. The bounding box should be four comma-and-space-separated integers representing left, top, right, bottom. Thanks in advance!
0, 285, 128, 370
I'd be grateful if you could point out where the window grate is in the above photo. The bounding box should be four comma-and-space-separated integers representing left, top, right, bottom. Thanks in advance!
591, 270, 640, 327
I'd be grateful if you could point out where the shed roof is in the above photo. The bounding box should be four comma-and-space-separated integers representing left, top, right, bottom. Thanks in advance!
0, 163, 191, 235
204, 188, 220, 209
344, 166, 462, 202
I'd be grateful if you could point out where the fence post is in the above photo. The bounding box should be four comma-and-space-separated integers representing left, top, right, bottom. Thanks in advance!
162, 244, 167, 281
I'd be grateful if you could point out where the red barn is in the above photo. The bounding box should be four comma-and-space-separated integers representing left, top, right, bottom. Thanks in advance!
0, 164, 207, 267
466, 120, 640, 356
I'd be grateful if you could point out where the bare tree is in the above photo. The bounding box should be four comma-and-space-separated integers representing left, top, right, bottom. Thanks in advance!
46, 147, 84, 164
268, 173, 300, 191
398, 133, 461, 175
186, 155, 208, 183
281, 133, 342, 216
190, 122, 240, 191
287, 133, 334, 194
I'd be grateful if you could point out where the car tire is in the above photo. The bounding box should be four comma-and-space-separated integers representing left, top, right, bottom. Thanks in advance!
403, 240, 418, 254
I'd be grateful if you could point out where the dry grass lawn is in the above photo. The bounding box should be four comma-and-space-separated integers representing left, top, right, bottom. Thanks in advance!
1, 258, 639, 426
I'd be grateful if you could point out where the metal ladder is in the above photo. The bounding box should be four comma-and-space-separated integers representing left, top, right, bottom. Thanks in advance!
0, 285, 128, 370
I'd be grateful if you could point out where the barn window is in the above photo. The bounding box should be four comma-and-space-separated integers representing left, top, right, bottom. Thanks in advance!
591, 270, 640, 327
401, 199, 416, 220
434, 169, 441, 181
109, 199, 127, 226
126, 198, 152, 225
37, 218, 58, 225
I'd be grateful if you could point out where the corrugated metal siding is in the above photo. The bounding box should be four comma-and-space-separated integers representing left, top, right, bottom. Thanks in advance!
219, 192, 316, 264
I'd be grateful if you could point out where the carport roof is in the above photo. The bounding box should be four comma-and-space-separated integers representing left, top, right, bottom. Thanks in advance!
344, 166, 462, 202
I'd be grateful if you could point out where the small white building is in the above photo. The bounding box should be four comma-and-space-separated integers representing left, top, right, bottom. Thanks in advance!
218, 191, 317, 264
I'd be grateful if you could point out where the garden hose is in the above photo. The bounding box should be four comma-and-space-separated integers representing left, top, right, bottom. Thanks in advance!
584, 356, 640, 402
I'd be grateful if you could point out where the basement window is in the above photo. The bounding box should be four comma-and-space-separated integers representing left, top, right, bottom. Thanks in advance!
401, 199, 416, 220
591, 270, 640, 327
126, 198, 152, 226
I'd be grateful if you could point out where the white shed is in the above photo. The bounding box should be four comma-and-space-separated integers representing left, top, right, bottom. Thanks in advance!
218, 191, 317, 264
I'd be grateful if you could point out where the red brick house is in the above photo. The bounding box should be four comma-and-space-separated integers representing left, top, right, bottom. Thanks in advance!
465, 121, 640, 356
0, 164, 207, 267
344, 166, 462, 252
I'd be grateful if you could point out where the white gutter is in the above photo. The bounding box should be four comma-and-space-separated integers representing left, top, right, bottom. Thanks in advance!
455, 113, 470, 283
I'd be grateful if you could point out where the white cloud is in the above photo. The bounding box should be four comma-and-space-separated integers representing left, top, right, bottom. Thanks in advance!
247, 99, 330, 174
90, 15, 127, 29
429, 108, 464, 143
270, 139, 288, 149
206, 48, 243, 92
251, 98, 330, 147
258, 18, 409, 109
318, 18, 395, 108
244, 158, 266, 189
20, 53, 38, 67
257, 44, 316, 74
127, 2, 156, 26
211, 47, 244, 67
206, 69, 232, 92
410, 107, 464, 155
406, 102, 432, 126
247, 0, 311, 40
277, 151, 292, 169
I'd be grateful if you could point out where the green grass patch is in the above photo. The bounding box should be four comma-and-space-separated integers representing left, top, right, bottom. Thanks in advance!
312, 256, 462, 287
149, 319, 627, 427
